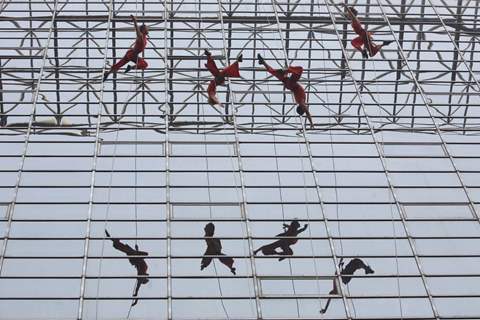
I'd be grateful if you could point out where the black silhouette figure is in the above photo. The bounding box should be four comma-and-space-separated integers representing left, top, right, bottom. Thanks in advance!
200, 223, 236, 275
254, 219, 308, 261
105, 229, 149, 306
320, 258, 374, 314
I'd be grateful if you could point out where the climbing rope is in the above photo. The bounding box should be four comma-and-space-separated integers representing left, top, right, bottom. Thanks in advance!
316, 12, 361, 316
221, 127, 257, 318
202, 105, 231, 320
133, 0, 141, 249
95, 106, 121, 320
268, 0, 331, 316
325, 1, 404, 316
95, 10, 144, 318
199, 2, 232, 317
257, 3, 301, 313
219, 94, 257, 318
294, 114, 325, 315
369, 39, 404, 320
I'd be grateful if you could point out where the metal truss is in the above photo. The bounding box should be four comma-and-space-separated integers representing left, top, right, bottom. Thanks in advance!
1, 1, 480, 320
0, 0, 479, 136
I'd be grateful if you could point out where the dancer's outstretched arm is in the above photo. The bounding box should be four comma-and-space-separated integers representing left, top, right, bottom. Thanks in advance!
131, 15, 142, 38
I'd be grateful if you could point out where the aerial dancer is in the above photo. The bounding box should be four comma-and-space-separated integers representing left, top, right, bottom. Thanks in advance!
254, 219, 308, 261
105, 230, 150, 306
342, 4, 393, 59
257, 54, 314, 128
320, 258, 374, 314
102, 15, 149, 81
200, 222, 236, 275
204, 49, 243, 109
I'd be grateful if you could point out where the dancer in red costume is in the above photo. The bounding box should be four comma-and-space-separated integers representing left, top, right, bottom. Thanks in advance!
103, 15, 149, 81
204, 49, 242, 108
343, 4, 393, 59
257, 54, 314, 128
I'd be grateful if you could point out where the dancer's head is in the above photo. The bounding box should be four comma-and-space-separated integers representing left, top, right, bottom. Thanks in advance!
215, 74, 225, 85
140, 24, 149, 35
290, 219, 300, 230
204, 222, 215, 236
296, 106, 305, 115
346, 6, 358, 19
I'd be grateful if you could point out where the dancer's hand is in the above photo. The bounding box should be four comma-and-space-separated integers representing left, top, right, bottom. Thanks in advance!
257, 54, 265, 65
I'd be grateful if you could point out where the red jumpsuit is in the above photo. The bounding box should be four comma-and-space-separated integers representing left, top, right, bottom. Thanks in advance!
264, 65, 306, 107
350, 18, 381, 57
205, 56, 241, 104
111, 34, 148, 71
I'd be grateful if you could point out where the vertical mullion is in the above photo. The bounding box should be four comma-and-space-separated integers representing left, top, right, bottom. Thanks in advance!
322, 1, 440, 318
77, 0, 114, 318
375, 0, 480, 223
0, 0, 60, 275
462, 1, 479, 133
162, 1, 172, 319
216, 1, 262, 318
426, 0, 480, 91
271, 0, 352, 318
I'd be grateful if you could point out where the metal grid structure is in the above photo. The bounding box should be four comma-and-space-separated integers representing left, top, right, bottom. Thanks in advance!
1, 0, 480, 319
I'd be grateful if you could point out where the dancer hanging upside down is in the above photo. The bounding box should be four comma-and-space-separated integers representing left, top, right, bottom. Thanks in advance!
342, 4, 393, 59
254, 219, 308, 261
200, 222, 236, 275
103, 15, 149, 81
257, 54, 314, 128
320, 258, 374, 314
105, 230, 150, 306
204, 49, 242, 109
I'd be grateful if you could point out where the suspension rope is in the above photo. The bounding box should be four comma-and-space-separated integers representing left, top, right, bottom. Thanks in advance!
221, 124, 256, 317
126, 284, 137, 318
368, 25, 404, 319
133, 0, 140, 249
128, 2, 142, 315
204, 135, 231, 320
134, 111, 139, 248
324, 4, 360, 314
219, 84, 257, 318
202, 91, 231, 320
212, 0, 264, 316
264, 1, 326, 316
199, 3, 231, 317
322, 0, 415, 317
295, 114, 325, 315
96, 10, 143, 318
315, 19, 357, 316
95, 112, 121, 320
257, 4, 300, 313
288, 2, 353, 317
